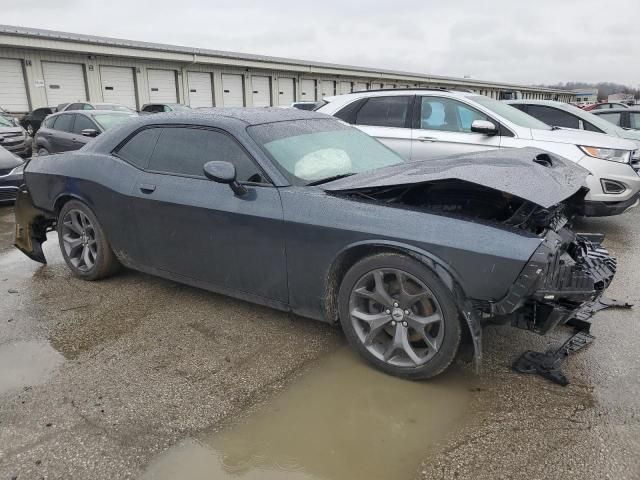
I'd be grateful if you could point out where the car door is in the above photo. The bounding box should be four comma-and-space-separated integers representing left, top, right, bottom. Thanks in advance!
411, 96, 502, 161
69, 114, 98, 150
48, 113, 76, 152
128, 125, 288, 302
337, 95, 413, 160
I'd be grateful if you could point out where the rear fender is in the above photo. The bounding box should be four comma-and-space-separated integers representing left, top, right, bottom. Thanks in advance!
14, 186, 55, 264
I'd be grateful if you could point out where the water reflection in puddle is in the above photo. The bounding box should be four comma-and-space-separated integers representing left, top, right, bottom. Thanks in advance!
142, 348, 471, 480
0, 340, 64, 395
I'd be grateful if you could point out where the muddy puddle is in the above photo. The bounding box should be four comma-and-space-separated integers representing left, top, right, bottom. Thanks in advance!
142, 348, 472, 480
0, 340, 64, 395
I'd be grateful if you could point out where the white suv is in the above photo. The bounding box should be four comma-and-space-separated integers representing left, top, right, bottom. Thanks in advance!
317, 89, 640, 216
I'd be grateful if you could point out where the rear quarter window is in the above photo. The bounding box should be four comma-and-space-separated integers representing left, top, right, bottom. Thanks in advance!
115, 128, 161, 169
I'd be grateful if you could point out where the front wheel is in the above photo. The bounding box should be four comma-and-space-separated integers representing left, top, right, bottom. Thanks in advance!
338, 253, 461, 379
57, 200, 120, 280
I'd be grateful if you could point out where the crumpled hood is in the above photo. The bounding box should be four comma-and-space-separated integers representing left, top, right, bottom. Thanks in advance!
323, 147, 590, 209
530, 127, 637, 151
0, 145, 22, 170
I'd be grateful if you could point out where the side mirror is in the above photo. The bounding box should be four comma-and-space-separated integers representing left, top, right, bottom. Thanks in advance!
470, 120, 498, 136
81, 128, 100, 137
203, 161, 247, 196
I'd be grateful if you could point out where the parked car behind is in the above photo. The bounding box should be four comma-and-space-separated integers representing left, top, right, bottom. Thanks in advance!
317, 89, 640, 217
14, 108, 618, 379
506, 100, 640, 149
291, 101, 320, 111
0, 106, 21, 126
0, 115, 32, 158
592, 107, 640, 131
34, 110, 137, 155
20, 106, 57, 136
61, 102, 136, 113
0, 145, 24, 203
583, 102, 629, 111
140, 103, 191, 114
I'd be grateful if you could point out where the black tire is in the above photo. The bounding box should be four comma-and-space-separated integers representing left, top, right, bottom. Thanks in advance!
338, 252, 461, 380
57, 200, 120, 280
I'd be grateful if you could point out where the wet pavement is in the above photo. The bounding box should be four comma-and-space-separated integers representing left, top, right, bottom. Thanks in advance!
0, 204, 638, 480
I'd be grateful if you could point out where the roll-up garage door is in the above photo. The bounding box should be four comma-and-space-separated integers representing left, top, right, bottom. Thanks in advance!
251, 76, 271, 107
353, 82, 368, 92
371, 83, 383, 90
278, 78, 295, 106
222, 74, 244, 107
187, 71, 213, 108
339, 81, 352, 95
42, 62, 87, 106
147, 69, 177, 103
0, 58, 29, 112
100, 66, 137, 109
320, 80, 335, 98
300, 79, 316, 101
383, 83, 396, 90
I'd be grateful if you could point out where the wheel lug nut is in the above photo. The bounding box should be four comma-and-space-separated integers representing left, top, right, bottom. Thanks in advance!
391, 320, 396, 326
393, 302, 399, 307
402, 321, 408, 327
404, 310, 410, 315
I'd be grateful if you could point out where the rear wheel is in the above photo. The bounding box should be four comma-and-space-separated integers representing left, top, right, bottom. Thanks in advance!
338, 253, 461, 379
57, 200, 120, 280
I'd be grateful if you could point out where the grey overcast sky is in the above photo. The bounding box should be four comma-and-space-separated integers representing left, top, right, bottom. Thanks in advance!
2, 0, 639, 86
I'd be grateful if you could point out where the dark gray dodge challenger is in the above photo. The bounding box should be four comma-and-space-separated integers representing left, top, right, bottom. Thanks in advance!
14, 108, 617, 379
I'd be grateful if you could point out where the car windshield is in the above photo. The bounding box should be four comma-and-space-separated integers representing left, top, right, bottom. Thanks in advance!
92, 113, 136, 130
0, 116, 13, 127
468, 95, 552, 130
248, 119, 405, 185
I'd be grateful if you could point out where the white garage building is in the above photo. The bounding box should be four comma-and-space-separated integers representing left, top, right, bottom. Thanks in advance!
0, 25, 575, 114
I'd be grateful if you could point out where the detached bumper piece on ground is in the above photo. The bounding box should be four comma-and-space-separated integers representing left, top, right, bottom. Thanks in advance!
510, 235, 632, 385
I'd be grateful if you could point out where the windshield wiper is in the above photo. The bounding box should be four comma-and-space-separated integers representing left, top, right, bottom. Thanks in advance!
306, 173, 355, 186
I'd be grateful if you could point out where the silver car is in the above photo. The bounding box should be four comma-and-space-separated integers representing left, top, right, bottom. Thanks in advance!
317, 89, 640, 217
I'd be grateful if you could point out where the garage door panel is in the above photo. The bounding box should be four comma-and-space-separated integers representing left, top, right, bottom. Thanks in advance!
251, 76, 271, 107
187, 71, 213, 108
353, 82, 368, 92
42, 62, 87, 106
100, 66, 137, 109
222, 74, 244, 107
320, 80, 335, 98
147, 69, 177, 103
339, 81, 352, 95
0, 58, 29, 112
300, 79, 316, 101
278, 78, 294, 106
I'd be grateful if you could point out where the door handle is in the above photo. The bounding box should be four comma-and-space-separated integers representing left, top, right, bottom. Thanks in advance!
417, 136, 438, 143
139, 184, 156, 194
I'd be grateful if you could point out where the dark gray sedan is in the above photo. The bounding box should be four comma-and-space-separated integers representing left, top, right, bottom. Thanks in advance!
34, 110, 137, 155
14, 108, 617, 379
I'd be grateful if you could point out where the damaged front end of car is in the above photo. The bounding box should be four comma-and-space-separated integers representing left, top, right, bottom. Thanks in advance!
324, 148, 624, 368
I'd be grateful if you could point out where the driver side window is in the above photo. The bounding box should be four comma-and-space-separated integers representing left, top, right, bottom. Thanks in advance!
419, 97, 490, 133
147, 127, 268, 183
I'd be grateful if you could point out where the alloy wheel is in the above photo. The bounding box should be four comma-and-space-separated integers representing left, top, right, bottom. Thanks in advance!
61, 209, 98, 272
348, 268, 445, 367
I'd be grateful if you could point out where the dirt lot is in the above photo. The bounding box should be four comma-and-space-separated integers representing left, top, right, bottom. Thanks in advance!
0, 204, 638, 480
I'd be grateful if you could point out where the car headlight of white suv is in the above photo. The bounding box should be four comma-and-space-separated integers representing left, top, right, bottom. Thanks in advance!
579, 146, 631, 163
